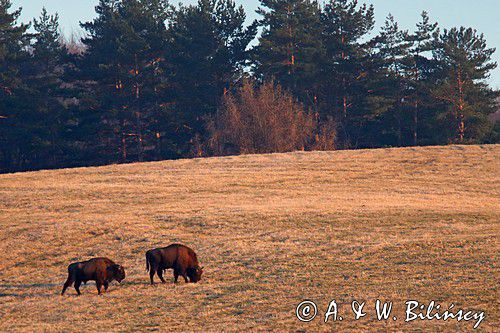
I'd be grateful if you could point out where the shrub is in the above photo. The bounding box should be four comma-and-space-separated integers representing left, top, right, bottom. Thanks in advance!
206, 80, 336, 155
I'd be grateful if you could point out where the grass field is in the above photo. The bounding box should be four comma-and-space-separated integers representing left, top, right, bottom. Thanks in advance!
0, 145, 498, 332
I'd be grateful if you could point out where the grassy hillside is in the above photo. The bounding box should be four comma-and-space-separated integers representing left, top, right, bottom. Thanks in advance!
0, 145, 498, 332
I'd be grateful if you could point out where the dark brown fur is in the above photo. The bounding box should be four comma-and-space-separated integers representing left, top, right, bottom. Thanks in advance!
146, 244, 203, 284
61, 257, 125, 295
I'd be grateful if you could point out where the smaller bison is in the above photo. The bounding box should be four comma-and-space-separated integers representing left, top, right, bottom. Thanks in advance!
61, 257, 125, 295
146, 244, 203, 284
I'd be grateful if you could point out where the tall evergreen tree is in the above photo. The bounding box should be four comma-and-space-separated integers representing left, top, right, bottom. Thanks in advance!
405, 11, 438, 145
0, 0, 31, 171
433, 27, 498, 143
166, 0, 256, 156
254, 0, 322, 103
23, 8, 72, 169
0, 0, 29, 96
320, 0, 374, 147
368, 14, 412, 147
78, 0, 170, 163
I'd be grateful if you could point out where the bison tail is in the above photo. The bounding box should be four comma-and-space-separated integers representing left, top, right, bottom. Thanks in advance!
146, 254, 150, 272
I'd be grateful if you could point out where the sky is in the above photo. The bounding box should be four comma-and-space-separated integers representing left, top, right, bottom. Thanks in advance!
11, 0, 500, 89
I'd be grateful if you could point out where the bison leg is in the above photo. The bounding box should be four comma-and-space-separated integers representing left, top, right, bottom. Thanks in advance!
74, 280, 82, 295
149, 269, 156, 285
157, 269, 166, 283
61, 276, 74, 295
96, 280, 103, 295
173, 270, 179, 283
103, 281, 109, 291
178, 268, 189, 283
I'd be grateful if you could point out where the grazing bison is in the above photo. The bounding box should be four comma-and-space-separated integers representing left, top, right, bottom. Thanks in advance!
61, 257, 125, 295
146, 244, 203, 284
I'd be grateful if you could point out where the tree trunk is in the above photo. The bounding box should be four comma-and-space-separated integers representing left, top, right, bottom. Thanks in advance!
136, 112, 144, 162
413, 100, 418, 146
134, 54, 144, 161
286, 5, 294, 77
121, 135, 127, 162
341, 34, 347, 119
120, 116, 127, 162
457, 66, 465, 142
413, 60, 419, 146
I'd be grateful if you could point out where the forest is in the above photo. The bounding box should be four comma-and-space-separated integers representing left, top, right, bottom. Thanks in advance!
0, 0, 498, 173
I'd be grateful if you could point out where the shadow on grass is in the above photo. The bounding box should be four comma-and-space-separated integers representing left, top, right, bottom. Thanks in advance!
119, 278, 187, 287
0, 283, 64, 298
0, 279, 171, 298
0, 283, 59, 289
0, 283, 61, 298
0, 293, 25, 297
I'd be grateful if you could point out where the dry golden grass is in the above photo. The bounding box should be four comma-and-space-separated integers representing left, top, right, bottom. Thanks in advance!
0, 145, 498, 332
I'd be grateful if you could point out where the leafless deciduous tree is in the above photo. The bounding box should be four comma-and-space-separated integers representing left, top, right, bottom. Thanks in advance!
207, 80, 336, 155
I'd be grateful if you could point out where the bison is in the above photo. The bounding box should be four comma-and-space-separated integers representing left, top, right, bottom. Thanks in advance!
146, 244, 203, 284
61, 257, 125, 295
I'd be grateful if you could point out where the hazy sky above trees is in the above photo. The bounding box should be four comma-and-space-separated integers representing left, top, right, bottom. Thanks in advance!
12, 0, 500, 88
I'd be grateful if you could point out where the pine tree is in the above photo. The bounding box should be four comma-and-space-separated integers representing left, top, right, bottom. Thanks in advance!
320, 0, 374, 147
0, 0, 29, 95
433, 27, 497, 143
405, 11, 439, 145
22, 8, 72, 169
368, 14, 412, 147
166, 0, 256, 156
0, 0, 31, 171
78, 0, 170, 163
254, 0, 322, 104
77, 0, 125, 164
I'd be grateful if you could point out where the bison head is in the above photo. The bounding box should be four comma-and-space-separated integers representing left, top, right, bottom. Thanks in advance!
188, 266, 203, 283
109, 264, 126, 283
